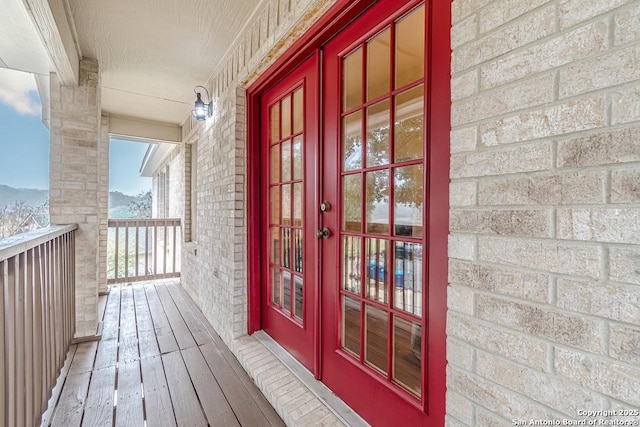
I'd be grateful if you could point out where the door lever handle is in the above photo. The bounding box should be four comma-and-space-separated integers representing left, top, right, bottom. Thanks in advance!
316, 227, 331, 239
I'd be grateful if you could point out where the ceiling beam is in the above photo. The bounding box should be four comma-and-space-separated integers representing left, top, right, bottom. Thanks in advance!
23, 0, 79, 85
109, 114, 182, 144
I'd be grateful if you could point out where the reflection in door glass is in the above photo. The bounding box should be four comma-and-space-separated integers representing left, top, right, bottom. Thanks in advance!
395, 5, 425, 89
365, 170, 389, 234
343, 48, 363, 111
365, 238, 388, 305
293, 87, 303, 133
281, 95, 291, 138
342, 296, 361, 356
393, 316, 422, 396
343, 112, 363, 170
282, 271, 291, 313
366, 28, 391, 101
393, 242, 422, 317
342, 174, 362, 232
271, 268, 280, 305
342, 236, 361, 294
366, 100, 390, 167
394, 85, 424, 162
394, 165, 423, 238
294, 275, 303, 319
365, 304, 388, 374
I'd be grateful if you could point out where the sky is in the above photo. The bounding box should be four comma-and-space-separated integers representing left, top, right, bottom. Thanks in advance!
0, 68, 151, 195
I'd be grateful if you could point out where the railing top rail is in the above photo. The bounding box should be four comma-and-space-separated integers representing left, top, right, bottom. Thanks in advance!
108, 218, 181, 226
0, 224, 78, 262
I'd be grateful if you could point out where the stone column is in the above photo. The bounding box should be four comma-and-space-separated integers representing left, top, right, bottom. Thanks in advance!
49, 58, 103, 339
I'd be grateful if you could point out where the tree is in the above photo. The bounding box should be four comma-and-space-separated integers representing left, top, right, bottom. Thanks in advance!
127, 191, 152, 219
0, 199, 46, 238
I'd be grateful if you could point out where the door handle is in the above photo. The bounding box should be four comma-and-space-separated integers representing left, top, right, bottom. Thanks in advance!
316, 227, 331, 239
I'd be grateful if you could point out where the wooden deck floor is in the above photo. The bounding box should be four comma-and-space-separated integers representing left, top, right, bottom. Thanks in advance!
41, 280, 285, 427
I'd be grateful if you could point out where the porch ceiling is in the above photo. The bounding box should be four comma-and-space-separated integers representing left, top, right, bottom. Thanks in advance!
69, 0, 260, 124
0, 0, 260, 125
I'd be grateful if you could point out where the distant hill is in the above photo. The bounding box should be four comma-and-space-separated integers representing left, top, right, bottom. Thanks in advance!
0, 186, 147, 218
0, 185, 48, 207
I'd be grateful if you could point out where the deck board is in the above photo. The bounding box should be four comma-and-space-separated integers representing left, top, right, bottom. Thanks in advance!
43, 281, 284, 427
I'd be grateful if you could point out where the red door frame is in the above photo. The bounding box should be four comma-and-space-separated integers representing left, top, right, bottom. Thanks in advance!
246, 0, 450, 423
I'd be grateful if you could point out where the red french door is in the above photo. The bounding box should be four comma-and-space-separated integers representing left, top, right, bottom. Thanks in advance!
260, 53, 319, 372
319, 1, 446, 425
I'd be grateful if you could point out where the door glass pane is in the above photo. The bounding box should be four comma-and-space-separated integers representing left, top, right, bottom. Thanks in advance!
270, 145, 280, 183
367, 28, 390, 101
281, 184, 291, 225
283, 271, 291, 313
293, 136, 303, 180
395, 5, 425, 88
342, 236, 361, 294
293, 87, 303, 133
270, 103, 280, 142
365, 238, 388, 305
342, 296, 361, 356
393, 316, 421, 396
365, 304, 388, 374
393, 242, 422, 317
270, 186, 280, 224
270, 227, 280, 264
365, 170, 389, 234
271, 268, 281, 305
343, 111, 363, 171
294, 275, 303, 319
281, 228, 290, 269
282, 140, 291, 181
343, 174, 362, 232
366, 100, 390, 167
394, 164, 423, 238
293, 183, 303, 226
294, 229, 303, 273
281, 95, 291, 138
343, 48, 363, 111
394, 85, 424, 162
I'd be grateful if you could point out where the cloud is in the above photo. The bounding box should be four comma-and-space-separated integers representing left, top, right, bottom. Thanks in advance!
0, 68, 41, 116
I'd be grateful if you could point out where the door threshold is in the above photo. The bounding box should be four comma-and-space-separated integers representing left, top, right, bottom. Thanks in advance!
233, 331, 369, 426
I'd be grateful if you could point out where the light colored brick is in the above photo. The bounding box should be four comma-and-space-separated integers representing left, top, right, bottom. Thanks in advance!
478, 352, 607, 416
560, 0, 631, 29
609, 247, 640, 285
475, 409, 510, 427
450, 181, 476, 207
556, 278, 640, 324
452, 73, 555, 125
610, 324, 640, 364
554, 348, 640, 408
478, 171, 606, 206
479, 0, 552, 34
453, 5, 556, 72
446, 391, 474, 425
615, 2, 640, 45
559, 46, 640, 98
448, 285, 475, 315
452, 0, 493, 22
447, 366, 551, 420
481, 20, 608, 89
451, 142, 552, 178
479, 236, 602, 278
451, 13, 478, 49
557, 125, 640, 168
612, 82, 640, 125
612, 169, 640, 203
448, 312, 549, 370
448, 260, 549, 302
450, 208, 552, 237
451, 125, 478, 153
451, 69, 478, 101
476, 295, 603, 352
449, 234, 477, 261
447, 337, 475, 371
480, 96, 606, 146
557, 208, 640, 244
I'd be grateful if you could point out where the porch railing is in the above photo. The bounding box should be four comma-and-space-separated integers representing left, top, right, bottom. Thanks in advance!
107, 218, 181, 284
0, 224, 77, 427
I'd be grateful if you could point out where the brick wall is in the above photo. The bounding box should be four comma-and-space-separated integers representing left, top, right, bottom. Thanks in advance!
180, 0, 337, 345
448, 1, 640, 424
49, 58, 102, 339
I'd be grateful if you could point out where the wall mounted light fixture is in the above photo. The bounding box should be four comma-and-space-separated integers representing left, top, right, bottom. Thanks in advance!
192, 85, 213, 121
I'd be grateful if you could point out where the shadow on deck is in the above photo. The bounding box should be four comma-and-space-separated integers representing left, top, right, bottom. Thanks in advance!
41, 280, 285, 427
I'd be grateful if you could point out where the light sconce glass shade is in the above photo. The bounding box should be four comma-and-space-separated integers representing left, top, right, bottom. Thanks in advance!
192, 86, 213, 121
